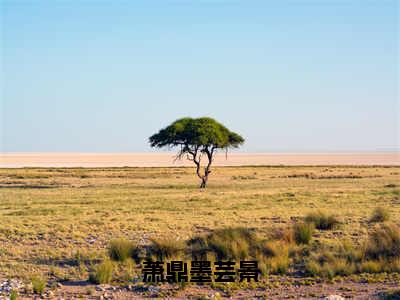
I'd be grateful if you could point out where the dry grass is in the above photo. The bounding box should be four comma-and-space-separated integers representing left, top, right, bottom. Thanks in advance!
31, 275, 47, 294
0, 166, 399, 281
89, 260, 114, 284
148, 237, 186, 261
293, 222, 314, 244
108, 239, 137, 262
365, 223, 400, 260
305, 210, 340, 230
370, 207, 391, 223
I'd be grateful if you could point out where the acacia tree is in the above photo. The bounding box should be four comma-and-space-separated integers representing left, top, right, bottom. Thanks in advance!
149, 117, 244, 188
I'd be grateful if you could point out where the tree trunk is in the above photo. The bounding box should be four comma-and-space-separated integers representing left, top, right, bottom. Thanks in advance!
200, 176, 208, 188
190, 146, 214, 189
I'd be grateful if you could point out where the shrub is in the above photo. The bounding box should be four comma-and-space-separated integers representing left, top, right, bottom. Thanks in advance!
108, 238, 137, 262
305, 211, 339, 230
89, 260, 114, 284
370, 207, 390, 223
149, 237, 185, 260
31, 276, 46, 294
365, 223, 400, 259
293, 222, 314, 244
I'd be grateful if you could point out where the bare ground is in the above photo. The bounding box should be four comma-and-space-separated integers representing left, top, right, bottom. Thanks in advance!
1, 152, 399, 168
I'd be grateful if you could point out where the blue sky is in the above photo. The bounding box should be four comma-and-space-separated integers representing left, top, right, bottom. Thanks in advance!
1, 0, 398, 152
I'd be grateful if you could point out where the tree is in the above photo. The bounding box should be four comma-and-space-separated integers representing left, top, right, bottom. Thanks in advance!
149, 117, 244, 188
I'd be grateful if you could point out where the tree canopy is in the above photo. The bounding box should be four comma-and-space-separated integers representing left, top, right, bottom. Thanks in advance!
149, 117, 244, 188
149, 117, 244, 149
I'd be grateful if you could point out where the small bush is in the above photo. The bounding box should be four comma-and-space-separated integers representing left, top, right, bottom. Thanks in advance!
31, 276, 46, 294
149, 237, 185, 260
293, 222, 314, 244
370, 207, 390, 223
89, 260, 114, 284
305, 211, 339, 230
108, 238, 137, 262
365, 223, 400, 259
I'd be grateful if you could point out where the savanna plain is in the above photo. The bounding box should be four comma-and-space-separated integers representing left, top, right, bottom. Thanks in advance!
0, 166, 399, 299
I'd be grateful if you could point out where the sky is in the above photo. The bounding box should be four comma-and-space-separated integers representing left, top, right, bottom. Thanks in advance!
1, 0, 399, 152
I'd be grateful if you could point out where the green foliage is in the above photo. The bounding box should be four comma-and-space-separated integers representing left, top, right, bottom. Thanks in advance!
149, 117, 244, 149
370, 207, 390, 223
108, 238, 137, 262
293, 222, 314, 244
305, 211, 339, 230
149, 117, 244, 187
89, 260, 114, 284
10, 290, 17, 300
31, 276, 46, 295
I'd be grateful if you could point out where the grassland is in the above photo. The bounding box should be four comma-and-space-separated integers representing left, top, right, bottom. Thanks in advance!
0, 166, 399, 298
